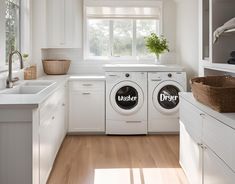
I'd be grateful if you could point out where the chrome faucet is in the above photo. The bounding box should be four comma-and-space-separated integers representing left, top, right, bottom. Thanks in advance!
6, 51, 24, 88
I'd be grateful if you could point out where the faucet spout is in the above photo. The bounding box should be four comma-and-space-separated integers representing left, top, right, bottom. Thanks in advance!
6, 51, 24, 88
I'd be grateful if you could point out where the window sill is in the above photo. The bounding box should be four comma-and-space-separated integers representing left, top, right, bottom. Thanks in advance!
84, 57, 156, 63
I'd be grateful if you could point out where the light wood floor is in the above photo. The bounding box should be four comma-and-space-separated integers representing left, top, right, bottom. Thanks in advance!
47, 135, 188, 184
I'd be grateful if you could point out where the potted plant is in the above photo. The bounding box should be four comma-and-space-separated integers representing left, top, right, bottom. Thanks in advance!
145, 33, 169, 64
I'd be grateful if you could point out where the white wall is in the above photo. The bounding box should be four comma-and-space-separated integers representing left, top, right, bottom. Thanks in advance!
175, 0, 199, 90
38, 0, 179, 75
33, 0, 200, 83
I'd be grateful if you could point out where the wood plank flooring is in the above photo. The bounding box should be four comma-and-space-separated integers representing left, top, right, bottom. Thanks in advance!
47, 135, 188, 184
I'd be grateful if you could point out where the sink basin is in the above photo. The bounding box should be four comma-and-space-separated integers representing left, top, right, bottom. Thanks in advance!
0, 86, 48, 94
0, 80, 56, 95
22, 80, 55, 86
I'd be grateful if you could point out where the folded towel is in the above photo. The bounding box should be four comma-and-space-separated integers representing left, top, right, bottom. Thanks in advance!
231, 51, 235, 58
228, 58, 235, 64
213, 17, 235, 43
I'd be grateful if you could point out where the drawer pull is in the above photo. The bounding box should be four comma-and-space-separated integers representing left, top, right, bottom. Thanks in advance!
82, 92, 91, 95
109, 74, 117, 77
82, 84, 93, 86
52, 116, 55, 120
200, 113, 205, 116
151, 79, 162, 82
126, 121, 142, 123
62, 103, 65, 107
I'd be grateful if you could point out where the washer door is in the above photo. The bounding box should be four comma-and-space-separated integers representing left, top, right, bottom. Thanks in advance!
153, 81, 184, 114
110, 81, 144, 115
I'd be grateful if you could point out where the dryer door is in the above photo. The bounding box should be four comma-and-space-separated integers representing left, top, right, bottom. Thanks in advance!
110, 81, 144, 115
153, 81, 184, 114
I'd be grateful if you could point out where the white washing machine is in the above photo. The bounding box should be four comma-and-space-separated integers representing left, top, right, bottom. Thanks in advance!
148, 72, 187, 133
106, 72, 148, 135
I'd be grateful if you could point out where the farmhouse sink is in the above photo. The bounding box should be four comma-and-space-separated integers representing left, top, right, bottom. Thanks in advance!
22, 80, 55, 86
0, 80, 56, 94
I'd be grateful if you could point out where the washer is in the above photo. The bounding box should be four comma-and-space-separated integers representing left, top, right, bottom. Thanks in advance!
106, 72, 147, 135
148, 72, 187, 133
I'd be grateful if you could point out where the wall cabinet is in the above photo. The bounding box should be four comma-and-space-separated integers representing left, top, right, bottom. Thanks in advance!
46, 0, 81, 48
180, 93, 235, 184
69, 80, 105, 133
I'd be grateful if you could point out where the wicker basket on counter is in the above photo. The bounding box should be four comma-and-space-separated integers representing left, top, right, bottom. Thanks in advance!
42, 60, 71, 75
191, 76, 235, 112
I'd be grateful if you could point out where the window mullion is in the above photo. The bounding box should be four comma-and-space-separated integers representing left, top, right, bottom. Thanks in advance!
109, 20, 114, 57
133, 20, 137, 58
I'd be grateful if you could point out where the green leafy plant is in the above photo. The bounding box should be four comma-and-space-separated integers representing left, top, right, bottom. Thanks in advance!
145, 33, 169, 59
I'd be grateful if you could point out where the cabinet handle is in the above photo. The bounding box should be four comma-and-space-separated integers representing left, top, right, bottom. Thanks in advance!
82, 92, 91, 95
82, 84, 93, 86
126, 121, 142, 123
52, 116, 55, 120
197, 143, 203, 147
151, 79, 162, 82
109, 74, 117, 77
62, 103, 65, 107
200, 113, 205, 117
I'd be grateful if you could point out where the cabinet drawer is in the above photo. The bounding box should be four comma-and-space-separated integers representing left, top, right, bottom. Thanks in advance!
40, 87, 65, 123
179, 99, 203, 142
69, 80, 104, 91
203, 115, 235, 172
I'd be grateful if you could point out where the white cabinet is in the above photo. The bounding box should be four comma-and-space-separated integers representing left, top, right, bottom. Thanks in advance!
180, 99, 203, 184
46, 0, 81, 48
180, 94, 235, 184
69, 80, 105, 133
39, 84, 67, 184
180, 123, 203, 184
204, 147, 235, 184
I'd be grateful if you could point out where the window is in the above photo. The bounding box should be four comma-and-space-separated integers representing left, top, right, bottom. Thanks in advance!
5, 0, 20, 64
84, 0, 162, 60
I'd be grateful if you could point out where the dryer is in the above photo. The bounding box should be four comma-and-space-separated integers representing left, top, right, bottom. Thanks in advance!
106, 72, 147, 135
148, 72, 187, 133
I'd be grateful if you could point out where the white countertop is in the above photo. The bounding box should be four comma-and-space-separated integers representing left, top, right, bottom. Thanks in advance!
0, 75, 105, 109
69, 75, 105, 81
103, 64, 184, 72
180, 92, 235, 129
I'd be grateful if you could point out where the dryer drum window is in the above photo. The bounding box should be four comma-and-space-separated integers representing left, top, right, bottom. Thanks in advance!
157, 85, 180, 109
115, 86, 139, 110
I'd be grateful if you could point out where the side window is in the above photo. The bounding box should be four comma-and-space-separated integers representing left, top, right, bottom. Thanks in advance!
5, 0, 20, 64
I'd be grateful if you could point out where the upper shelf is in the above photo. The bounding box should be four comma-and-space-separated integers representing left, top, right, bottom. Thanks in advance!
203, 63, 235, 73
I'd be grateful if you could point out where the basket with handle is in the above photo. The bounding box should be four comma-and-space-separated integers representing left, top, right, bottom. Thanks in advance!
191, 76, 235, 112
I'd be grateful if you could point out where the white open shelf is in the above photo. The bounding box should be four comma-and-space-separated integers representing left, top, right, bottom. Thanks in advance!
203, 63, 235, 74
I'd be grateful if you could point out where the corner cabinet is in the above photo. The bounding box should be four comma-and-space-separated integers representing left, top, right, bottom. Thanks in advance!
179, 93, 235, 184
46, 0, 81, 48
69, 80, 105, 133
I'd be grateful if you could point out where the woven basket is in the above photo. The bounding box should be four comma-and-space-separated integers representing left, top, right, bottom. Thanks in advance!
191, 76, 235, 112
42, 60, 71, 75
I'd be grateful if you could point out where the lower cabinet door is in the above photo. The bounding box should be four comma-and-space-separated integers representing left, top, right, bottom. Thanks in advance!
39, 115, 57, 184
180, 122, 203, 184
69, 90, 105, 132
204, 147, 235, 184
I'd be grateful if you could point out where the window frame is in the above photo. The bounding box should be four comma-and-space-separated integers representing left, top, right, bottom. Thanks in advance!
83, 1, 163, 62
0, 0, 32, 73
